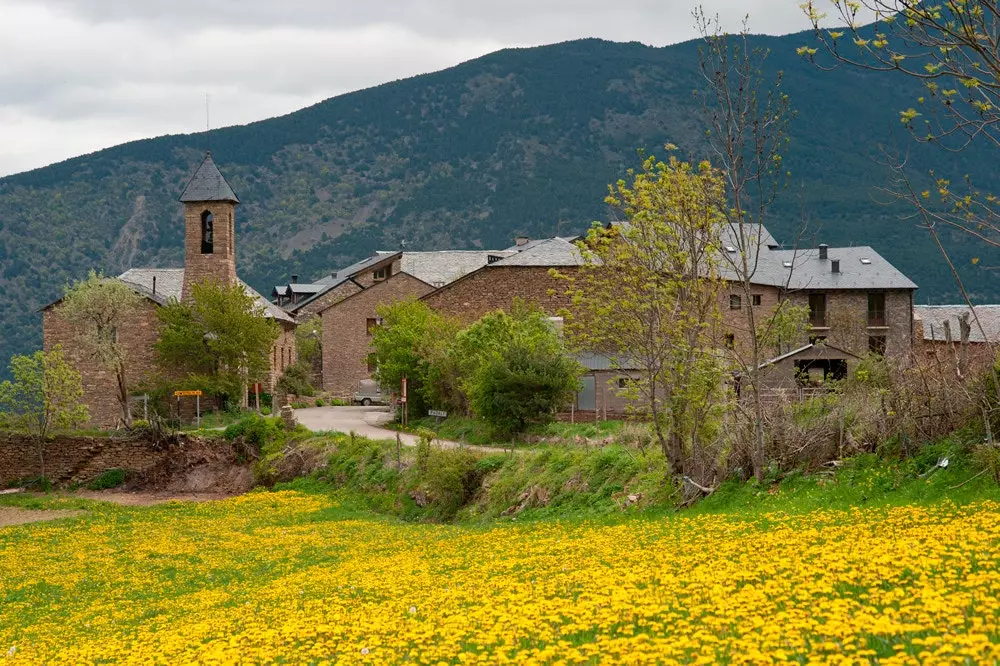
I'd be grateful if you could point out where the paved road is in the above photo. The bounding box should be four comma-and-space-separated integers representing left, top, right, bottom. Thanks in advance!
293, 406, 471, 449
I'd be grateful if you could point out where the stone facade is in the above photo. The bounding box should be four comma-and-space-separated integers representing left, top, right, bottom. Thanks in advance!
295, 281, 362, 319
321, 272, 435, 398
269, 322, 299, 393
786, 288, 914, 358
181, 200, 237, 302
43, 300, 163, 428
422, 265, 577, 322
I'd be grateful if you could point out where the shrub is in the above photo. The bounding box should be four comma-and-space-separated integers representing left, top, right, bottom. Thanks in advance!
224, 414, 284, 452
422, 447, 482, 519
315, 398, 326, 407
290, 401, 311, 409
277, 363, 315, 397
87, 468, 127, 490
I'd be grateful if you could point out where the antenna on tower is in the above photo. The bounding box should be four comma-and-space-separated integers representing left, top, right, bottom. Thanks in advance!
206, 93, 211, 154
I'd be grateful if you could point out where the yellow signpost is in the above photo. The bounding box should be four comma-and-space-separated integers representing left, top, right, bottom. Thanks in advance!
173, 390, 203, 426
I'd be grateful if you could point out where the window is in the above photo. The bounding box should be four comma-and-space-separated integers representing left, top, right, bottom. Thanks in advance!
367, 356, 377, 373
809, 335, 827, 345
808, 293, 827, 327
373, 267, 388, 281
867, 292, 886, 327
752, 294, 762, 307
200, 211, 214, 254
366, 318, 378, 336
617, 377, 628, 389
868, 335, 887, 356
729, 294, 742, 310
724, 333, 735, 349
487, 254, 504, 264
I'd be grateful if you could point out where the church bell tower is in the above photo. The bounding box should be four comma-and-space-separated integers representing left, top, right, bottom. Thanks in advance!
179, 152, 239, 302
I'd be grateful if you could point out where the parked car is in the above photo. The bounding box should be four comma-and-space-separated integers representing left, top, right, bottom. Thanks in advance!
353, 379, 387, 406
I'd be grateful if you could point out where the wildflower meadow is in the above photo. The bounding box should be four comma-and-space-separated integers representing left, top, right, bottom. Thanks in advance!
2, 491, 1000, 664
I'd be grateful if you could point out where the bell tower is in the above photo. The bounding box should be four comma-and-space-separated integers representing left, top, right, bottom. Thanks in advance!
179, 152, 239, 302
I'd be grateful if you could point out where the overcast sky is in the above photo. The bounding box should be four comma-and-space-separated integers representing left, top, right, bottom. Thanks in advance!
0, 0, 814, 177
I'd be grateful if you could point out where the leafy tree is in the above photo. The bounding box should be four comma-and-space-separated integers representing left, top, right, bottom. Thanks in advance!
155, 281, 280, 405
461, 301, 582, 437
57, 271, 144, 426
0, 346, 89, 480
468, 338, 582, 439
369, 299, 459, 413
295, 315, 322, 368
558, 155, 729, 478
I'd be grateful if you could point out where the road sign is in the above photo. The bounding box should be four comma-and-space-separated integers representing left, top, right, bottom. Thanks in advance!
173, 390, 203, 397
428, 409, 448, 418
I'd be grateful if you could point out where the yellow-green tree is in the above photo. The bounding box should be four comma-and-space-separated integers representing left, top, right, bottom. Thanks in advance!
0, 346, 89, 481
559, 155, 729, 478
58, 271, 144, 427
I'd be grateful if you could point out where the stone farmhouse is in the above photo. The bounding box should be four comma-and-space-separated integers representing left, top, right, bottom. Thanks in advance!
289, 223, 918, 411
43, 153, 296, 427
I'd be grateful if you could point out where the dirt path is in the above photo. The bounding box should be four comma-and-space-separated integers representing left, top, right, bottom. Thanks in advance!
293, 406, 502, 453
0, 508, 84, 528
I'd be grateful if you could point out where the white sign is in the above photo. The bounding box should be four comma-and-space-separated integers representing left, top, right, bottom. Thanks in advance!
428, 409, 448, 418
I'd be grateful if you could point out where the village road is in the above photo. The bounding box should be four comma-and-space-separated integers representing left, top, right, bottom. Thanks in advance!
293, 406, 498, 451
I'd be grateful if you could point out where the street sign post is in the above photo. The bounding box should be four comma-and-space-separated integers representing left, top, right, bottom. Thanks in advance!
173, 390, 203, 427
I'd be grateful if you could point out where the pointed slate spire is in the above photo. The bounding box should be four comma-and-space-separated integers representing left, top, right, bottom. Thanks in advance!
179, 152, 240, 203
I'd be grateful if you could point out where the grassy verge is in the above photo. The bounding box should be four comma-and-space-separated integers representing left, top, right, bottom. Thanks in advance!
397, 414, 627, 447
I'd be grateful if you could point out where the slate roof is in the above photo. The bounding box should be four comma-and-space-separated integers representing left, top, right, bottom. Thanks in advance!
718, 245, 917, 291
179, 152, 240, 204
914, 305, 1000, 343
377, 250, 518, 286
503, 236, 580, 252
758, 342, 860, 369
493, 237, 585, 267
118, 268, 294, 323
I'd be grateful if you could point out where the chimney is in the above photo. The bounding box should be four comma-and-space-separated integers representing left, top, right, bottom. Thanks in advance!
291, 274, 299, 284
818, 244, 828, 260
152, 276, 157, 295
515, 236, 530, 247
831, 259, 840, 274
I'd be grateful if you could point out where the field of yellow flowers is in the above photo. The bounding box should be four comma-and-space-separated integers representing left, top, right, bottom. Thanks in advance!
2, 491, 1000, 664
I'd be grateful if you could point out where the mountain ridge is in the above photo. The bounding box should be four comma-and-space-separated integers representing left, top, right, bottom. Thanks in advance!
1, 31, 997, 370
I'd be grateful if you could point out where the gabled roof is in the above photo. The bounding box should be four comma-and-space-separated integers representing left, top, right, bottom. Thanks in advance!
379, 250, 518, 286
914, 305, 1000, 343
117, 268, 294, 323
493, 237, 585, 267
179, 152, 240, 204
758, 342, 861, 369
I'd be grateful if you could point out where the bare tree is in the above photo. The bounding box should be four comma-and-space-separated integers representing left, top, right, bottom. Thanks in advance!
695, 9, 803, 481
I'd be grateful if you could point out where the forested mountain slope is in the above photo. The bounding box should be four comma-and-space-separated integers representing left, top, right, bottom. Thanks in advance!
1, 32, 996, 366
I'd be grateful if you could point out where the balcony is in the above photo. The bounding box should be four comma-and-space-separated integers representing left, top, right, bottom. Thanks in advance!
867, 310, 887, 328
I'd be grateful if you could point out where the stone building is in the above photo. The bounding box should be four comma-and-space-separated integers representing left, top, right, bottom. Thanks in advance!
912, 305, 1000, 378
42, 153, 296, 427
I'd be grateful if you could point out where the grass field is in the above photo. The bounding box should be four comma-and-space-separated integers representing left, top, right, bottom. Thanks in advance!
2, 488, 1000, 664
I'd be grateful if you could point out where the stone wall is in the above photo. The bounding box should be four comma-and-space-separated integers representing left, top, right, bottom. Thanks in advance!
321, 272, 435, 397
786, 289, 914, 358
422, 265, 577, 323
0, 432, 177, 486
295, 281, 362, 319
43, 299, 163, 429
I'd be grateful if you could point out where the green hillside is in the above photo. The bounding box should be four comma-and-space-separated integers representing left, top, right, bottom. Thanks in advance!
1, 32, 997, 367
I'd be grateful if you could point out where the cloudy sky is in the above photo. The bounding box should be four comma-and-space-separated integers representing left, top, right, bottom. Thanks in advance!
0, 0, 814, 177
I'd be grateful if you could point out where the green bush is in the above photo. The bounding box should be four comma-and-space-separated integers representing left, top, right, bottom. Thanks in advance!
87, 468, 127, 490
290, 401, 311, 409
223, 414, 284, 452
422, 447, 483, 520
315, 398, 326, 407
277, 362, 315, 397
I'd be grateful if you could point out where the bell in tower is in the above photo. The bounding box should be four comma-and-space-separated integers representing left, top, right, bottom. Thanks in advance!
178, 152, 239, 302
